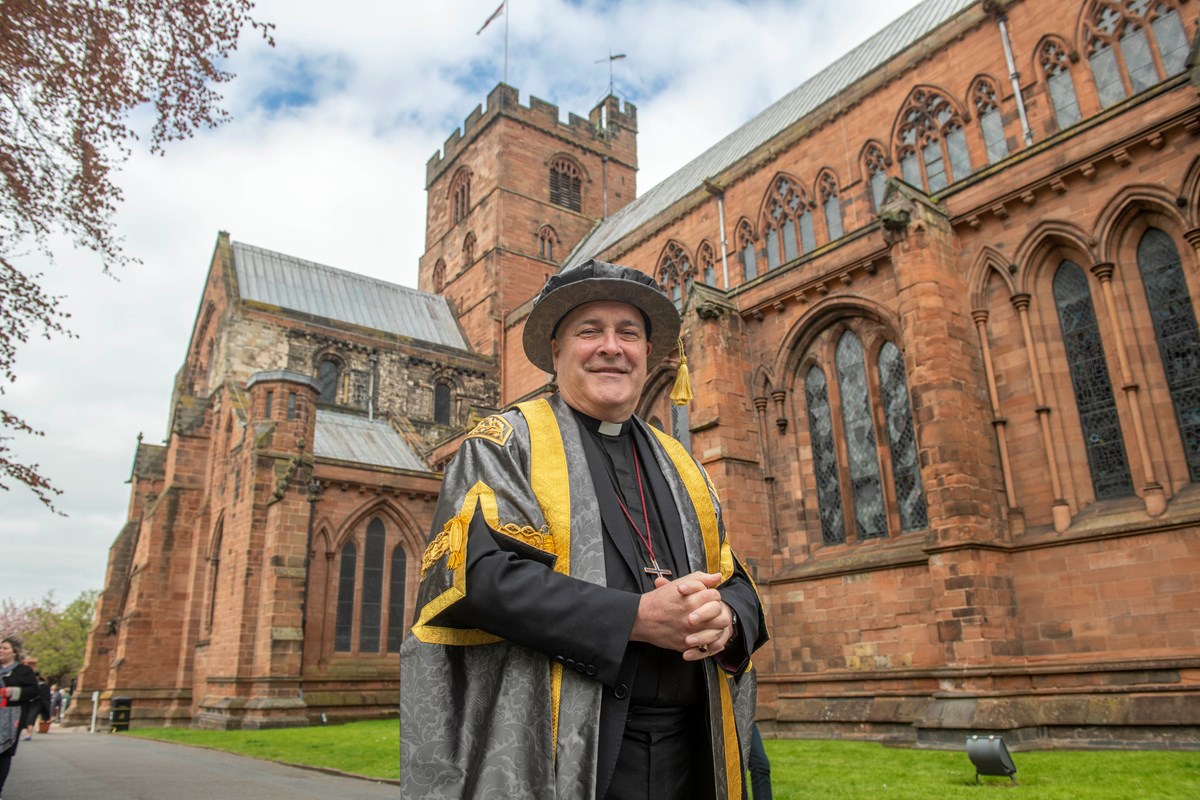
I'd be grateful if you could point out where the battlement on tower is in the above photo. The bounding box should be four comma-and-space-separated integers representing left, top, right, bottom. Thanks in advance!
426, 83, 638, 186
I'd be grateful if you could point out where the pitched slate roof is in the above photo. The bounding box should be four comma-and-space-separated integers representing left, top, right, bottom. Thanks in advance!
564, 0, 978, 268
231, 241, 469, 351
313, 409, 428, 472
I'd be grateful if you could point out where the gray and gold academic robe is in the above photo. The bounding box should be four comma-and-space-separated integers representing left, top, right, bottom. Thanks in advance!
401, 394, 766, 799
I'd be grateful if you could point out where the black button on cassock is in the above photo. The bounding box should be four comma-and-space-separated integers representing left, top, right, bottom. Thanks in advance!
614, 684, 629, 699
585, 665, 597, 676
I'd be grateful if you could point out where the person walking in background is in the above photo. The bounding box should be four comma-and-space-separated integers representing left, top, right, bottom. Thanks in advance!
58, 687, 71, 722
748, 722, 773, 799
1, 636, 39, 798
21, 670, 51, 739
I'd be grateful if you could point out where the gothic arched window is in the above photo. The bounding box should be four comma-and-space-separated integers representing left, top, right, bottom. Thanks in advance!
1136, 228, 1200, 482
538, 225, 558, 260
387, 545, 407, 653
762, 175, 814, 270
895, 87, 971, 193
863, 143, 889, 211
698, 241, 717, 286
434, 381, 452, 425
317, 358, 340, 404
803, 328, 928, 546
432, 258, 446, 293
450, 169, 471, 224
334, 541, 357, 652
463, 231, 476, 265
1052, 261, 1135, 499
972, 77, 1009, 164
737, 219, 759, 282
549, 157, 582, 212
359, 518, 386, 653
1040, 39, 1083, 130
657, 241, 692, 310
1086, 0, 1191, 109
818, 171, 843, 241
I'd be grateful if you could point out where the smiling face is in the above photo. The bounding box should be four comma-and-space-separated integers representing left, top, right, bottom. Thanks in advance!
0, 639, 15, 666
551, 300, 652, 423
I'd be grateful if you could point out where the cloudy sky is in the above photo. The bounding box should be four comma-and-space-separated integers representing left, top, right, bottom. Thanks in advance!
1, 0, 925, 606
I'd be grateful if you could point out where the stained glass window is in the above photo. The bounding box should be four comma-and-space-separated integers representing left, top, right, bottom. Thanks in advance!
359, 518, 385, 653
864, 144, 888, 210
878, 342, 928, 531
765, 228, 780, 271
1053, 261, 1135, 499
973, 80, 1008, 164
1154, 8, 1190, 75
387, 546, 407, 653
698, 242, 717, 285
895, 88, 969, 192
764, 176, 813, 266
1086, 0, 1188, 108
334, 541, 357, 652
836, 332, 887, 539
799, 208, 816, 253
805, 366, 845, 545
739, 221, 759, 281
1136, 228, 1200, 482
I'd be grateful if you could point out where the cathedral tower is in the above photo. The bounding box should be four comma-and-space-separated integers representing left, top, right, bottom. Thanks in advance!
418, 84, 638, 370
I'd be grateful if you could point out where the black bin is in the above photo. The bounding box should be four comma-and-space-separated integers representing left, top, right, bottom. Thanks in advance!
110, 696, 132, 732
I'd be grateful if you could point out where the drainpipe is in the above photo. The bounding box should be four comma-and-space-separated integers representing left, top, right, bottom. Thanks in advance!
367, 351, 378, 421
995, 10, 1033, 145
602, 156, 609, 219
703, 179, 730, 288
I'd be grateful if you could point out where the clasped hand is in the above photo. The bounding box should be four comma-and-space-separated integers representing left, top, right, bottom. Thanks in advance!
630, 571, 733, 660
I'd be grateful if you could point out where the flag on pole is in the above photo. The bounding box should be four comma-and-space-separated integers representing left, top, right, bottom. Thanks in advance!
477, 2, 505, 35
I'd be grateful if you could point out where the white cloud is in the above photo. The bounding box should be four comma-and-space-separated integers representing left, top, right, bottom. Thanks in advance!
0, 0, 923, 604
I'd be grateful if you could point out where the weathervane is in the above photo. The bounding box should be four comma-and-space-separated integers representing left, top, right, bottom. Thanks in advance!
595, 51, 626, 97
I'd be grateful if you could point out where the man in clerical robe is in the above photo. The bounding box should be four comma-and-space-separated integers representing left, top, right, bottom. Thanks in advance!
401, 258, 768, 800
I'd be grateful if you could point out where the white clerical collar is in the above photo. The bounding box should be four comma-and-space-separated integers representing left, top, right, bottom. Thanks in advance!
597, 420, 624, 437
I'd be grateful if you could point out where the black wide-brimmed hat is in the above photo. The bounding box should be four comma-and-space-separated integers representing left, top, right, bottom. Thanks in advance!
523, 258, 681, 374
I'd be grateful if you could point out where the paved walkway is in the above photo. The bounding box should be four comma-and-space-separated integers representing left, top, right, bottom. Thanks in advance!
1, 727, 399, 800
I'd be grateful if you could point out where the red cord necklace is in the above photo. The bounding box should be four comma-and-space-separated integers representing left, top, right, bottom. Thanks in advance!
613, 446, 672, 579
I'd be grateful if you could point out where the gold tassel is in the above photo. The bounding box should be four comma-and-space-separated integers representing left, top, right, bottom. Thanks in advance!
670, 337, 693, 406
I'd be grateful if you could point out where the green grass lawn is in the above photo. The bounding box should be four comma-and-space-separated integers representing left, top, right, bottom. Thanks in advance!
127, 723, 1200, 798
127, 719, 400, 780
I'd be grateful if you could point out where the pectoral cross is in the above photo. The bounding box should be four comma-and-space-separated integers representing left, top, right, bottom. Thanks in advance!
642, 558, 672, 579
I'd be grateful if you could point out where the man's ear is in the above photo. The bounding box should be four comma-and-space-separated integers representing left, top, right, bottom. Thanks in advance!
551, 338, 560, 373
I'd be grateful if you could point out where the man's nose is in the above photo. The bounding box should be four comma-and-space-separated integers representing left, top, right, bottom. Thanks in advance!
595, 329, 622, 353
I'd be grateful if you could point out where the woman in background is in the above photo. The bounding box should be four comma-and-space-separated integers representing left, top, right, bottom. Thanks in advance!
0, 636, 38, 798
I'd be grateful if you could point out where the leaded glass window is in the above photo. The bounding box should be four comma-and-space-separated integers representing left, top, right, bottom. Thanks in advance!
698, 242, 717, 286
1136, 228, 1200, 482
763, 175, 813, 267
864, 144, 888, 211
360, 518, 385, 653
317, 359, 339, 404
878, 342, 928, 531
765, 228, 780, 271
805, 366, 845, 545
334, 542, 357, 652
387, 546, 407, 653
1042, 40, 1082, 129
836, 332, 887, 539
973, 80, 1008, 164
1053, 261, 1135, 499
434, 382, 451, 425
1086, 0, 1189, 108
799, 208, 816, 253
658, 241, 692, 309
895, 88, 970, 193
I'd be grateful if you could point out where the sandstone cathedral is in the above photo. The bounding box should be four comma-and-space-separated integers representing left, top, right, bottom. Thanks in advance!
74, 0, 1200, 747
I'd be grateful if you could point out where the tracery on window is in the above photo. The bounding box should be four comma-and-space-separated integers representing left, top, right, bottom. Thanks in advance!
463, 231, 476, 265
863, 142, 889, 211
317, 357, 340, 405
450, 169, 471, 225
737, 219, 759, 282
657, 241, 693, 310
972, 78, 1009, 164
801, 325, 927, 545
895, 87, 971, 193
549, 156, 582, 212
762, 174, 815, 271
538, 225, 558, 260
1040, 39, 1083, 129
1052, 261, 1135, 499
818, 170, 843, 241
1085, 0, 1190, 108
697, 241, 717, 286
432, 258, 446, 293
1136, 227, 1200, 482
